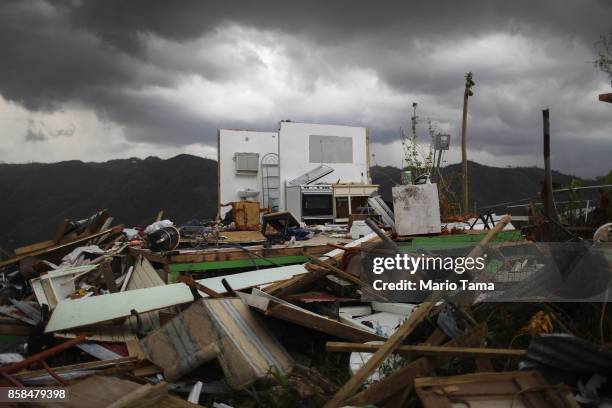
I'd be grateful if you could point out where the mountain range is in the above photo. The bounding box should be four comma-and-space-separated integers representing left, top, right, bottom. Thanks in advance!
0, 154, 604, 250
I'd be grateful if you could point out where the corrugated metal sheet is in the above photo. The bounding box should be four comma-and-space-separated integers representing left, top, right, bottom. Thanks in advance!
521, 333, 612, 373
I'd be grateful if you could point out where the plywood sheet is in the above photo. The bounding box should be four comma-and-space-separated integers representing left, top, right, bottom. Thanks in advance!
45, 283, 194, 333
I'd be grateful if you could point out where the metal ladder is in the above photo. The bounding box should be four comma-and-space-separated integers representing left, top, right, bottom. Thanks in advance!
261, 153, 280, 211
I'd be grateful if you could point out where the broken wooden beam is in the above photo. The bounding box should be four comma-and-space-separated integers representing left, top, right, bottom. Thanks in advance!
324, 301, 435, 408
243, 289, 383, 343
325, 342, 526, 358
343, 324, 488, 407
415, 370, 578, 407
177, 274, 223, 298
13, 357, 139, 383
305, 254, 364, 287
265, 233, 381, 297
267, 301, 383, 343
0, 225, 124, 268
1, 334, 88, 376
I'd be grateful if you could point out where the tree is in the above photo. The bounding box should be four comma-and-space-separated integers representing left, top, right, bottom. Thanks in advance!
399, 102, 434, 179
595, 29, 612, 78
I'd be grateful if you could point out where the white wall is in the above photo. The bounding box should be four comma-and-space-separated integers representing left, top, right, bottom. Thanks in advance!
218, 129, 278, 218
278, 122, 369, 209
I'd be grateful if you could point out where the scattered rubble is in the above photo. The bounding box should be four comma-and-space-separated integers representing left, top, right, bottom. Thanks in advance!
0, 202, 609, 408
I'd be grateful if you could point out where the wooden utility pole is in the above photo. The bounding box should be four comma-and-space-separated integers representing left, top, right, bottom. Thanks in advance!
461, 72, 475, 215
541, 108, 557, 240
599, 92, 612, 103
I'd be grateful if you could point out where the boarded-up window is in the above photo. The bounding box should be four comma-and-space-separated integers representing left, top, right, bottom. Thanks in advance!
309, 135, 353, 163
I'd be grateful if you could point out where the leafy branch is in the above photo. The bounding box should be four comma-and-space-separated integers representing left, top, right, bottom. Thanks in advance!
595, 29, 612, 78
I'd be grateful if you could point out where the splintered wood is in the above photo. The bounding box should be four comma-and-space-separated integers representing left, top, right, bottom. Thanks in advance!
415, 371, 579, 408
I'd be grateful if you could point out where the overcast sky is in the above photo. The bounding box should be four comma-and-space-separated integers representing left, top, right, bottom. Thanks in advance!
1, 0, 611, 177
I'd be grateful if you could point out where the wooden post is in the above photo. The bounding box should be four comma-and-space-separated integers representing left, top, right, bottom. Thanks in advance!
465, 214, 511, 261
599, 93, 612, 103
461, 72, 475, 215
541, 109, 557, 241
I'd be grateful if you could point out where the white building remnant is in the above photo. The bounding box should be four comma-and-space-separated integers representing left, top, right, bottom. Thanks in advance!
217, 129, 278, 218
278, 122, 370, 210
217, 121, 372, 223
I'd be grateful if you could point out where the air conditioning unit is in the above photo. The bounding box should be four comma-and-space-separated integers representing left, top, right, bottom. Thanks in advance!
234, 152, 259, 175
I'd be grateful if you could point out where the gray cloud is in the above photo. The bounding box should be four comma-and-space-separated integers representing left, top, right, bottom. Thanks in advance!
24, 128, 46, 142
0, 0, 611, 177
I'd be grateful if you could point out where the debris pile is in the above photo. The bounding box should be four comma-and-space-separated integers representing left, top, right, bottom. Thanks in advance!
0, 207, 610, 407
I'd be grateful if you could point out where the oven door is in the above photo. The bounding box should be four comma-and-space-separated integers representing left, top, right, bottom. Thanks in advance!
301, 192, 333, 221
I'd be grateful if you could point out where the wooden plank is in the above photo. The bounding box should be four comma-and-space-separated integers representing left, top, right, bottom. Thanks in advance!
325, 342, 526, 357
52, 219, 71, 244
267, 302, 383, 343
132, 244, 333, 266
343, 324, 488, 407
14, 240, 55, 256
305, 255, 364, 286
129, 248, 167, 264
0, 225, 124, 268
381, 327, 449, 408
27, 374, 167, 408
415, 371, 578, 408
13, 357, 138, 380
244, 289, 382, 343
267, 232, 382, 297
45, 283, 194, 333
264, 267, 327, 296
416, 370, 537, 388
324, 301, 436, 408
177, 244, 332, 263
169, 255, 311, 272
220, 230, 266, 243
132, 364, 163, 377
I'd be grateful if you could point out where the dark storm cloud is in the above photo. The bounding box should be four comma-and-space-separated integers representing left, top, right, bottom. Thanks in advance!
0, 1, 173, 111
0, 0, 611, 176
56, 0, 610, 48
